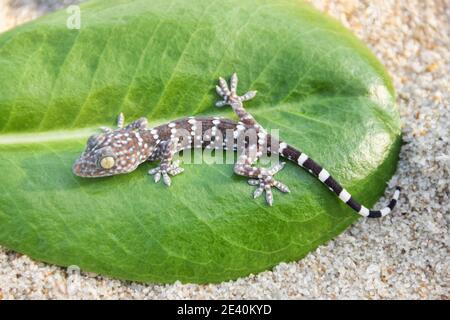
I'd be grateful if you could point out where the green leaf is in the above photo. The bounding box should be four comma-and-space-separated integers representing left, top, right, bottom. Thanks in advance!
0, 0, 401, 283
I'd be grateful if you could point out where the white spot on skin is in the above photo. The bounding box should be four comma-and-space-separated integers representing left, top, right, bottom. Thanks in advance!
393, 189, 400, 200
212, 119, 220, 125
168, 123, 176, 128
278, 142, 287, 153
380, 207, 391, 216
318, 169, 330, 182
338, 189, 351, 203
297, 153, 308, 166
359, 206, 370, 217
135, 132, 143, 142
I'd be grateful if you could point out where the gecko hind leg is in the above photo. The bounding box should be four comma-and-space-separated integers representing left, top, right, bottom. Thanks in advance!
234, 154, 290, 206
215, 73, 259, 127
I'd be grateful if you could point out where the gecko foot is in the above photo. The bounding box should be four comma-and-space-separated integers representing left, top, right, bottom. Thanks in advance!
148, 160, 184, 186
247, 162, 290, 206
215, 73, 257, 107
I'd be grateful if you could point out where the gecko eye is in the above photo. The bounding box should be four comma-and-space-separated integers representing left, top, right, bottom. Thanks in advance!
99, 156, 115, 169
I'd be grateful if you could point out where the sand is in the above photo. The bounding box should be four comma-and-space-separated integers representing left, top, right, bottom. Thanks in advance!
0, 0, 448, 299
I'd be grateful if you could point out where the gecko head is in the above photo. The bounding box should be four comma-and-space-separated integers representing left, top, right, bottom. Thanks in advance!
72, 130, 142, 178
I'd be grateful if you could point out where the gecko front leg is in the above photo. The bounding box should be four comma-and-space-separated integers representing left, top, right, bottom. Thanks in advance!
215, 73, 259, 127
148, 139, 184, 186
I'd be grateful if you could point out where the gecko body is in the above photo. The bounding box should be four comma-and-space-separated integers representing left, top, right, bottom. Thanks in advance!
73, 74, 400, 218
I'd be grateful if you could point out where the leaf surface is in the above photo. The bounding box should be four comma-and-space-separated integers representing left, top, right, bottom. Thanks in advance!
0, 0, 401, 283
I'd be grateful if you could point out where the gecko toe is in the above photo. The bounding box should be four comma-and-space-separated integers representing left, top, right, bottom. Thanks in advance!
274, 181, 290, 193
162, 172, 171, 186
153, 172, 161, 183
253, 187, 264, 198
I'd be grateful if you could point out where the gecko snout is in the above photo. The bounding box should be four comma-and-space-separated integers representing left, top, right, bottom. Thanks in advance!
72, 159, 89, 177
72, 156, 98, 177
72, 161, 81, 175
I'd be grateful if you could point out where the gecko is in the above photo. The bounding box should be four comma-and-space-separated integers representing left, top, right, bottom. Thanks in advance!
72, 73, 400, 218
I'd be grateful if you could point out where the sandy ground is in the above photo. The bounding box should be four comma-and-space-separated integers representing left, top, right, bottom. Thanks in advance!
0, 0, 448, 299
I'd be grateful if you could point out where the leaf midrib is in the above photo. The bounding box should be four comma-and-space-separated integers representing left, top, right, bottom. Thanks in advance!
0, 92, 397, 146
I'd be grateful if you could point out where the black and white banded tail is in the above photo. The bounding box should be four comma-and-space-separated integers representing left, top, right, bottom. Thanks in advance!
282, 145, 400, 218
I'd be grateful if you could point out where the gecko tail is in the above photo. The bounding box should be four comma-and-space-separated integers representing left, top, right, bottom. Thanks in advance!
281, 145, 401, 218
365, 187, 401, 218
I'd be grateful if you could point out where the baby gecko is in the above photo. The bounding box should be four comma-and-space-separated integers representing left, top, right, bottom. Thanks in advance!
73, 73, 400, 218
